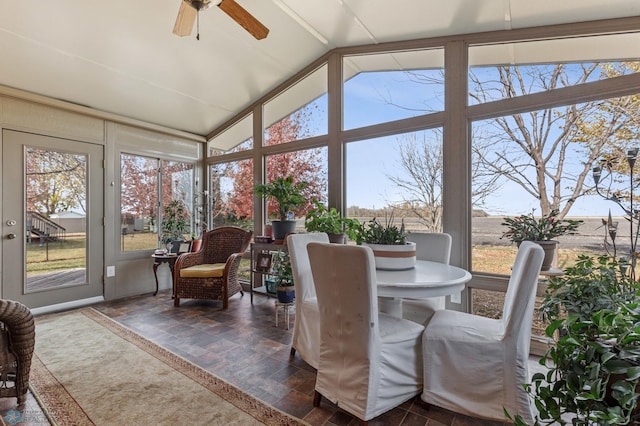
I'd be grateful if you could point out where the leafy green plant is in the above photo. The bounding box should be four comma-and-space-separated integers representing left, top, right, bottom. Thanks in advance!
304, 199, 360, 240
271, 250, 293, 287
354, 213, 407, 245
160, 200, 190, 244
254, 176, 308, 221
508, 254, 640, 425
540, 255, 637, 323
501, 209, 583, 244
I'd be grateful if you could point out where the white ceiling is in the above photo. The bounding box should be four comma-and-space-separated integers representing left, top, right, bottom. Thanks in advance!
1, 0, 640, 139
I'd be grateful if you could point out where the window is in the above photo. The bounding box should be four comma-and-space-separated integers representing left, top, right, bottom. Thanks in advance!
264, 148, 328, 229
208, 114, 253, 155
471, 95, 639, 276
345, 129, 443, 232
209, 159, 254, 229
469, 35, 640, 105
343, 49, 444, 130
263, 65, 328, 145
120, 154, 193, 251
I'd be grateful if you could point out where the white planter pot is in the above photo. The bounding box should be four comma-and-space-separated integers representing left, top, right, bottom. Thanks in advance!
363, 242, 417, 270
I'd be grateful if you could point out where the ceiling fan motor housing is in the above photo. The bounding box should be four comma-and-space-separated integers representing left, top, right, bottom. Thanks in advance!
185, 0, 219, 12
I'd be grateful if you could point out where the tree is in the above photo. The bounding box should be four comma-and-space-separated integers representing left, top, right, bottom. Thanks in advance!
214, 107, 327, 224
387, 133, 443, 231
470, 63, 640, 219
576, 62, 640, 205
120, 154, 158, 221
387, 131, 499, 231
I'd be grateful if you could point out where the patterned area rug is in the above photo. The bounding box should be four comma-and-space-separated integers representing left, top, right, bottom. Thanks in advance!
30, 308, 307, 425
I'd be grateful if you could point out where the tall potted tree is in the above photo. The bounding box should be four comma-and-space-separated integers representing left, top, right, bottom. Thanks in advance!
254, 176, 308, 240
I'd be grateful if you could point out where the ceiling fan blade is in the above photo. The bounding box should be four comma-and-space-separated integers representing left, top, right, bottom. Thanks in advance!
218, 0, 269, 40
173, 1, 197, 37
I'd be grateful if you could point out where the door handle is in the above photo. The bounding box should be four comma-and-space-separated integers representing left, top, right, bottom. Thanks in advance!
6, 233, 16, 239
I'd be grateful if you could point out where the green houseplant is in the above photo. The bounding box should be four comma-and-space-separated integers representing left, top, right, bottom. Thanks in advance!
355, 215, 408, 245
254, 176, 308, 240
271, 250, 295, 303
160, 200, 190, 252
501, 209, 583, 270
508, 255, 640, 425
304, 199, 360, 243
354, 214, 415, 270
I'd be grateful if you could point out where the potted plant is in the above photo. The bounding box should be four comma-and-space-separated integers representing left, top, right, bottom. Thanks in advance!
271, 250, 295, 303
254, 176, 308, 240
508, 254, 640, 425
160, 200, 190, 253
354, 213, 416, 270
501, 209, 583, 271
304, 199, 360, 243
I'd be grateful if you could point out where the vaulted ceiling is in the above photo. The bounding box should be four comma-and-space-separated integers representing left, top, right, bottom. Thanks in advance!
2, 0, 640, 139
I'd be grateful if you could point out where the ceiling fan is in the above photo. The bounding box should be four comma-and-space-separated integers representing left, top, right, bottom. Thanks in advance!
173, 0, 269, 40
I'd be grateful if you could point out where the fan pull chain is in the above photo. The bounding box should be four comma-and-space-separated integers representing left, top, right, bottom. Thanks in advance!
196, 10, 200, 40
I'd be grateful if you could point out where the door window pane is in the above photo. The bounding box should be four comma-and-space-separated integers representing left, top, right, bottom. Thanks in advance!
26, 147, 87, 291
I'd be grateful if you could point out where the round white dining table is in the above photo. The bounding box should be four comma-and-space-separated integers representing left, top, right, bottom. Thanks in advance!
376, 259, 472, 317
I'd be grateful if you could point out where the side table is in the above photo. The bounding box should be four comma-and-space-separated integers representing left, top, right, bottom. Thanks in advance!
151, 254, 178, 296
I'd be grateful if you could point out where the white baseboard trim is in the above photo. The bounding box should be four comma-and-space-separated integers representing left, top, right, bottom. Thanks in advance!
31, 296, 105, 316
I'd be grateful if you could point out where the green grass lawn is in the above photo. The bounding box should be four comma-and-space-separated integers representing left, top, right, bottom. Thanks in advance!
27, 236, 86, 274
29, 233, 601, 277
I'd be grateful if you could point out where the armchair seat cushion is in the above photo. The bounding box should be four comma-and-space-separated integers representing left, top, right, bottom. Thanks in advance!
179, 263, 226, 278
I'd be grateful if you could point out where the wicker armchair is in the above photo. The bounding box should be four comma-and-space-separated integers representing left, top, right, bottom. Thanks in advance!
174, 226, 253, 308
0, 300, 35, 405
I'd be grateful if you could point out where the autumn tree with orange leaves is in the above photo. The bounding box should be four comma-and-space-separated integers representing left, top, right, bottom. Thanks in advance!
211, 108, 326, 226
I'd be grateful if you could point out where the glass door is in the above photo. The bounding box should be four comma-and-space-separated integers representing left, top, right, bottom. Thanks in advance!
2, 130, 104, 308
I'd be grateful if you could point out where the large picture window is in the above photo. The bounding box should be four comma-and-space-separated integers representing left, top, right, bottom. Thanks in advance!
345, 129, 443, 232
120, 154, 194, 252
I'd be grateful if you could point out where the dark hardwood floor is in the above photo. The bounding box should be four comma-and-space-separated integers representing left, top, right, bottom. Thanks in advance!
0, 290, 511, 425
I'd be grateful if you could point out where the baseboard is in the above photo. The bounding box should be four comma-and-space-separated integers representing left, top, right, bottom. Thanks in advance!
30, 296, 105, 316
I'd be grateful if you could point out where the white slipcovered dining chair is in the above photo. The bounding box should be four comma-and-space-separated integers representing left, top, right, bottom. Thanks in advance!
402, 232, 452, 325
307, 242, 424, 424
421, 241, 544, 424
286, 232, 330, 369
